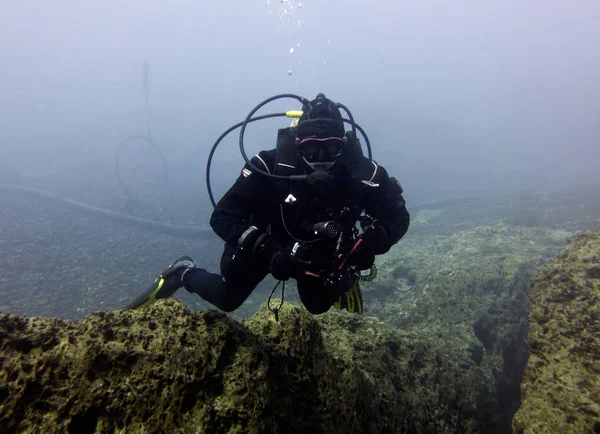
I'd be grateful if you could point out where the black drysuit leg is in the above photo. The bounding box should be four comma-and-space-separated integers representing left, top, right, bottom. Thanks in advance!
183, 244, 269, 312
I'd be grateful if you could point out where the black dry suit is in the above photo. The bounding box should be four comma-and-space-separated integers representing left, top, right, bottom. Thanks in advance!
183, 130, 410, 314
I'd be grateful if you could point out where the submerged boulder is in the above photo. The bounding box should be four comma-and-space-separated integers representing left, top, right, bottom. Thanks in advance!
1, 300, 495, 433
513, 226, 600, 433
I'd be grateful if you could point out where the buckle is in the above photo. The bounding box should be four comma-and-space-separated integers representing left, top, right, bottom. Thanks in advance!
238, 225, 258, 248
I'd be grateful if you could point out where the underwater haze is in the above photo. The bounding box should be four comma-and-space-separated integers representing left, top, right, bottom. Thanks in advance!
0, 0, 599, 202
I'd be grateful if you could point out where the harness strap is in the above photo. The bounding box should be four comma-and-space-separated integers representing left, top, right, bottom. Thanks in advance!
274, 127, 298, 177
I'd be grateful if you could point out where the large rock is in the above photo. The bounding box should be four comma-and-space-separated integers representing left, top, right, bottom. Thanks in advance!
1, 300, 495, 433
370, 220, 566, 432
513, 227, 600, 433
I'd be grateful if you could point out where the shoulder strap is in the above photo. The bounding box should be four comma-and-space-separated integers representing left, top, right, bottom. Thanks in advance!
349, 156, 379, 186
345, 130, 364, 159
274, 127, 298, 177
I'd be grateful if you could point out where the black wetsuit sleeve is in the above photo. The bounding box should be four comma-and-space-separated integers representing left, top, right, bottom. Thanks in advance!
209, 151, 274, 246
362, 163, 410, 253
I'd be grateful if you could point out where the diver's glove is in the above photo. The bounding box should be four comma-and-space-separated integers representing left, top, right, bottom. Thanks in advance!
345, 243, 375, 270
345, 224, 389, 270
256, 235, 294, 281
326, 267, 360, 299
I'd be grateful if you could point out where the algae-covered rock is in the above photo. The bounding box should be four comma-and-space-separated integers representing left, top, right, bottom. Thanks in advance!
368, 220, 558, 432
512, 226, 600, 433
1, 300, 495, 433
0, 301, 268, 433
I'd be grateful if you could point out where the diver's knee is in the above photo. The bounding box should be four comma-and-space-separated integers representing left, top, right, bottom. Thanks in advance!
217, 295, 245, 313
219, 303, 240, 313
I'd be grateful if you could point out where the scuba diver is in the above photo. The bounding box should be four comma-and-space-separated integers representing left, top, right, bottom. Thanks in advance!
127, 93, 410, 314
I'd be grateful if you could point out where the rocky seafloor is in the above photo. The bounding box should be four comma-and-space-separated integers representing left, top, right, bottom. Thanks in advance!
1, 300, 496, 433
512, 227, 600, 433
1, 182, 600, 432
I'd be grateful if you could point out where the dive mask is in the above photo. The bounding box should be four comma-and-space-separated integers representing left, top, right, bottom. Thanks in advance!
298, 136, 346, 171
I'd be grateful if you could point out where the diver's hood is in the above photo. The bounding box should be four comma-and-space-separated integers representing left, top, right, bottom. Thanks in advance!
297, 94, 345, 140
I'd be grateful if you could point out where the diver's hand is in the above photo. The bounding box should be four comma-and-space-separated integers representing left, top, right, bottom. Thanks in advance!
346, 224, 389, 269
345, 242, 375, 270
259, 237, 294, 281
270, 250, 294, 281
362, 224, 390, 255
326, 267, 360, 298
